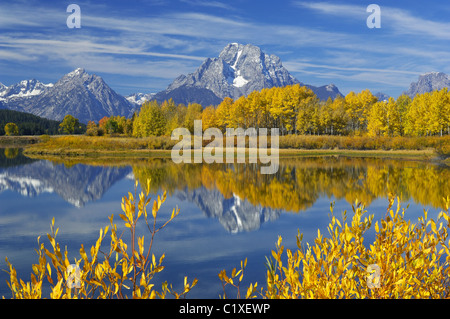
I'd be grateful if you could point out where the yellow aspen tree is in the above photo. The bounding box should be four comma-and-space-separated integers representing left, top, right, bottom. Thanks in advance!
357, 89, 378, 132
330, 96, 348, 135
428, 88, 449, 136
386, 97, 401, 137
395, 94, 412, 136
216, 97, 234, 131
201, 106, 218, 131
345, 91, 360, 133
367, 101, 387, 137
406, 93, 429, 136
319, 98, 333, 135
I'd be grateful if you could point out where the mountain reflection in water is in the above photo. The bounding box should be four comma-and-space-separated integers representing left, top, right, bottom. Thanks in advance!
1, 149, 449, 232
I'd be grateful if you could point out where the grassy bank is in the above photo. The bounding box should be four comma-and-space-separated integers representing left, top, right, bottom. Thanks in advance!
20, 134, 450, 160
22, 135, 174, 158
0, 135, 42, 147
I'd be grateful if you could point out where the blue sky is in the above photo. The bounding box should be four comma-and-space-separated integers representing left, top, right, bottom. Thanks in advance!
1, 0, 449, 98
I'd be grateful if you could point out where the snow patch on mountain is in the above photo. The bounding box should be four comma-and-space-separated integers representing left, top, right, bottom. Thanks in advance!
0, 79, 53, 101
233, 74, 249, 88
126, 92, 155, 105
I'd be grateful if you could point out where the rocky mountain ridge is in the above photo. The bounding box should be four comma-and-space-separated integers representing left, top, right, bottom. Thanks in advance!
154, 43, 343, 105
1, 68, 136, 123
404, 72, 450, 98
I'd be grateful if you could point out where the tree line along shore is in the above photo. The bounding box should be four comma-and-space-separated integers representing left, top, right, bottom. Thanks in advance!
0, 84, 449, 158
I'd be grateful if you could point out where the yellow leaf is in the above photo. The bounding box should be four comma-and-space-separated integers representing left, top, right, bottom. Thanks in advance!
152, 200, 158, 219
47, 263, 52, 277
431, 220, 437, 233
140, 273, 146, 286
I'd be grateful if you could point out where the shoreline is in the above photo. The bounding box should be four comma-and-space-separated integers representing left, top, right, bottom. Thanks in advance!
0, 134, 447, 163
22, 145, 440, 162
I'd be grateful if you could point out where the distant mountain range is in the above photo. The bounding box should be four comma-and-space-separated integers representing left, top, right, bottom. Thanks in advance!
1, 68, 136, 123
0, 43, 449, 123
0, 79, 53, 101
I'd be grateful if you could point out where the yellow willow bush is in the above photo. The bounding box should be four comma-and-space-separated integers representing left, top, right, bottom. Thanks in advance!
250, 195, 450, 298
4, 178, 450, 299
3, 179, 197, 299
218, 196, 450, 299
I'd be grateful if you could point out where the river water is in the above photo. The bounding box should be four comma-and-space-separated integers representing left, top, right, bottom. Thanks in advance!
0, 149, 448, 298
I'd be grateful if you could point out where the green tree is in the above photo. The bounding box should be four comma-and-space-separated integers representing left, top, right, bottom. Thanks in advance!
59, 115, 80, 135
4, 122, 19, 136
104, 118, 119, 134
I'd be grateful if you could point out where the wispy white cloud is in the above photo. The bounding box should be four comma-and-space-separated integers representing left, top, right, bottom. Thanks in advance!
294, 1, 450, 40
293, 1, 365, 16
284, 59, 421, 90
179, 0, 234, 10
284, 60, 420, 76
0, 1, 448, 96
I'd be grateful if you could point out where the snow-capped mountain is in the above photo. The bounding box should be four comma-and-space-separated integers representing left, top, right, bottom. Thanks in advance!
0, 79, 53, 101
405, 72, 450, 98
0, 83, 7, 96
125, 92, 156, 106
3, 68, 136, 123
154, 43, 342, 105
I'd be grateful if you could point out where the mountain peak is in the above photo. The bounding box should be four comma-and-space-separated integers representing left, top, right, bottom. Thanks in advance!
158, 43, 301, 105
2, 68, 135, 123
405, 71, 450, 97
153, 43, 342, 105
67, 68, 86, 77
421, 71, 446, 77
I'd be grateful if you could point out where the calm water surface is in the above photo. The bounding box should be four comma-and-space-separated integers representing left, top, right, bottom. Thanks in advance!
0, 149, 449, 298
